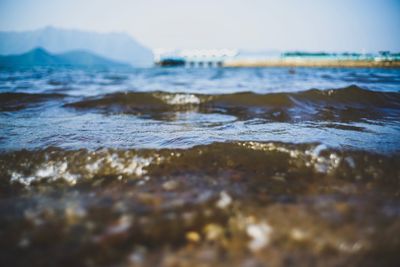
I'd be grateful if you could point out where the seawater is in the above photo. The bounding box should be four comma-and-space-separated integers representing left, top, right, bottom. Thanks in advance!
0, 66, 400, 266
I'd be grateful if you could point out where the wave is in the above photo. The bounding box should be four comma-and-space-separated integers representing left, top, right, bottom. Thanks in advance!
2, 141, 398, 193
65, 85, 400, 122
1, 141, 399, 266
0, 92, 66, 111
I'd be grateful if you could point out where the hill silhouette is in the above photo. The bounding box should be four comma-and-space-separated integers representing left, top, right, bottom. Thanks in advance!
0, 27, 153, 67
0, 47, 131, 69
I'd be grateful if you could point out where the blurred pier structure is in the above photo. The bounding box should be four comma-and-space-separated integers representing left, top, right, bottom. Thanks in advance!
154, 49, 238, 67
226, 51, 400, 68
154, 49, 400, 68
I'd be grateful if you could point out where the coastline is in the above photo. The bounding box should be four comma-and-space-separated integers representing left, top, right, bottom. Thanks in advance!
224, 59, 400, 68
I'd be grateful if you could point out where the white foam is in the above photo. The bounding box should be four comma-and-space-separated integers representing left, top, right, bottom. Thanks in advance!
10, 172, 35, 186
159, 94, 201, 105
106, 154, 153, 176
9, 153, 155, 187
240, 141, 343, 174
10, 161, 78, 186
85, 159, 102, 174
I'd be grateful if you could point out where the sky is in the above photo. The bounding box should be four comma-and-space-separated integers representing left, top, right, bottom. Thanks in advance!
0, 0, 399, 52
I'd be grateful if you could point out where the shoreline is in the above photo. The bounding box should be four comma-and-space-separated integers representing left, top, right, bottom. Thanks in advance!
224, 59, 400, 68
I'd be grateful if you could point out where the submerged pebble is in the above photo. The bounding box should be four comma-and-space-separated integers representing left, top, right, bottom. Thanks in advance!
216, 191, 232, 209
246, 222, 273, 252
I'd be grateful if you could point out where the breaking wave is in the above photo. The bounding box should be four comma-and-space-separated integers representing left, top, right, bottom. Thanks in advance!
2, 141, 398, 194
65, 85, 400, 121
0, 92, 66, 111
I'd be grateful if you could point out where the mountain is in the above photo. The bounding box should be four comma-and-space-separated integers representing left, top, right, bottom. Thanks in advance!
0, 47, 132, 69
0, 27, 153, 67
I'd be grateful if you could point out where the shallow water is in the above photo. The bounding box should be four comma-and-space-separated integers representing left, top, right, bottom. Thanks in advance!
1, 67, 400, 152
0, 67, 400, 266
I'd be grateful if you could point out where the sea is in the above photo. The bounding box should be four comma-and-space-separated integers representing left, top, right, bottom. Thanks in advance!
1, 66, 400, 266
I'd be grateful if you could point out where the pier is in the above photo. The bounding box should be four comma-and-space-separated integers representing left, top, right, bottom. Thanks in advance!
154, 49, 400, 68
154, 49, 238, 67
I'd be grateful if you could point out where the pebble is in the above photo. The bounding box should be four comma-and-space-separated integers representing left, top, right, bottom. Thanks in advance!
162, 180, 179, 191
186, 231, 201, 242
246, 222, 273, 252
216, 191, 232, 209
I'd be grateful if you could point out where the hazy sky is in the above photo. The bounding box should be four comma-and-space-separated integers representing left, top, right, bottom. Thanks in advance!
0, 0, 399, 52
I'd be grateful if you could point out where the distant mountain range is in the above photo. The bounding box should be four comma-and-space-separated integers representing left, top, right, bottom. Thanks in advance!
0, 48, 132, 69
0, 27, 153, 67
